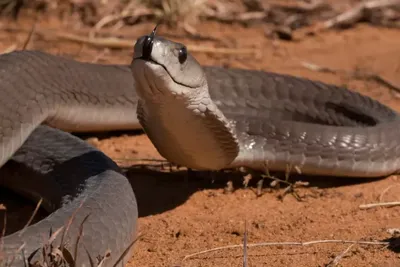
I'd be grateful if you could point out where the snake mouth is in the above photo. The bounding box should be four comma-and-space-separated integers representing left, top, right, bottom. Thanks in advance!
145, 59, 196, 94
139, 54, 195, 90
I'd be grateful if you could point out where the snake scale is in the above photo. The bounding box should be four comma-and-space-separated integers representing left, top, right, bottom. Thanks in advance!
1, 27, 399, 266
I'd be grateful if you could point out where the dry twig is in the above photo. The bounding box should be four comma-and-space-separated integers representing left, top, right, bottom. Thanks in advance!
324, 0, 400, 29
17, 198, 43, 237
89, 5, 154, 39
379, 183, 400, 202
25, 28, 258, 56
301, 61, 400, 93
243, 221, 248, 267
326, 244, 355, 267
182, 239, 389, 261
1, 44, 17, 54
359, 201, 400, 209
21, 14, 37, 50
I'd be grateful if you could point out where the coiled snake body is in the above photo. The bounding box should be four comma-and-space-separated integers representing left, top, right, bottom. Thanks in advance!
1, 30, 399, 266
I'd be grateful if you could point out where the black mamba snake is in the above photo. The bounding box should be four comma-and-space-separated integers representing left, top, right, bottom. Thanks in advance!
1, 28, 398, 266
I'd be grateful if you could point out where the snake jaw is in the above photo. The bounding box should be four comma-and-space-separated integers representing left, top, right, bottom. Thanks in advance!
133, 58, 193, 105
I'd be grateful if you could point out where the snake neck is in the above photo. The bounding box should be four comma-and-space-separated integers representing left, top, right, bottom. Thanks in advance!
136, 89, 239, 170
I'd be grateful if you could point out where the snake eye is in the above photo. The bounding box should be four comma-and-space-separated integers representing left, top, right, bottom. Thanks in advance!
178, 46, 187, 64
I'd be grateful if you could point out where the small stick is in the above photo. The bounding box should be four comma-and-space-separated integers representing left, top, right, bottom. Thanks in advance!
1, 44, 17, 54
301, 61, 400, 93
243, 221, 248, 267
3, 243, 26, 267
90, 7, 154, 39
21, 17, 37, 50
0, 210, 7, 254
91, 48, 109, 63
379, 183, 400, 202
323, 0, 400, 29
46, 225, 65, 245
59, 196, 88, 250
326, 244, 355, 267
73, 214, 91, 265
203, 11, 266, 24
18, 198, 43, 237
34, 29, 258, 56
182, 239, 388, 260
112, 158, 167, 163
359, 201, 400, 209
300, 61, 337, 74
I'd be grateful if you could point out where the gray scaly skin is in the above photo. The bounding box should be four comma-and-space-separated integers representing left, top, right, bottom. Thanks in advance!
1, 29, 400, 266
0, 52, 140, 266
130, 28, 400, 178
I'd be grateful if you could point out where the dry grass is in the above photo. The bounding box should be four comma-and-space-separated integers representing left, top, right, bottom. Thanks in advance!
1, 0, 399, 37
0, 0, 210, 26
0, 201, 138, 267
140, 0, 208, 25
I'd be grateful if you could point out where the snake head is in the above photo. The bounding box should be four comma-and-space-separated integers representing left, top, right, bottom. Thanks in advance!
131, 25, 207, 101
131, 27, 239, 171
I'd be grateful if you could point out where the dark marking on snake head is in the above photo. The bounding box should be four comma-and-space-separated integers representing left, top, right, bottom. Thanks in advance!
142, 24, 159, 60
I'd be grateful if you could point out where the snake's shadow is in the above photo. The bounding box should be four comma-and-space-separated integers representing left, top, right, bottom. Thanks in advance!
74, 130, 387, 232
126, 165, 399, 253
123, 165, 384, 218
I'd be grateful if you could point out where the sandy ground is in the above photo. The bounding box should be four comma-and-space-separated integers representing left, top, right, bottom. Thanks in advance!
0, 7, 399, 267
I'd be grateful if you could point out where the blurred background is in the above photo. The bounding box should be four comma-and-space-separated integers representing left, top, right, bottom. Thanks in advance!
0, 1, 399, 266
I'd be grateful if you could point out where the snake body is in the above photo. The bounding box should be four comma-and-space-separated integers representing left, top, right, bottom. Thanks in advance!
1, 32, 399, 266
